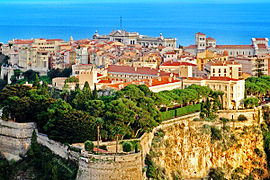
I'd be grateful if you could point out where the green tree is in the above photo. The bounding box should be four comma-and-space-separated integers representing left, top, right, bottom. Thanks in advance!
92, 84, 98, 100
112, 126, 124, 155
23, 70, 39, 82
84, 140, 94, 152
95, 117, 104, 154
33, 74, 40, 88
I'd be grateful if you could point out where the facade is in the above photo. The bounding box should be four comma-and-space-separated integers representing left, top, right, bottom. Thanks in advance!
106, 65, 171, 83
183, 77, 245, 110
92, 30, 177, 48
160, 61, 196, 78
204, 61, 242, 79
184, 33, 270, 57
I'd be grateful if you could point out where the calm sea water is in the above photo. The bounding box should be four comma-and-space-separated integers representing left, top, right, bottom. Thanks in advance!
0, 2, 270, 46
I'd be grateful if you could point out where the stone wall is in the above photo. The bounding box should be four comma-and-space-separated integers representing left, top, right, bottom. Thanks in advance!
0, 120, 36, 161
77, 152, 142, 180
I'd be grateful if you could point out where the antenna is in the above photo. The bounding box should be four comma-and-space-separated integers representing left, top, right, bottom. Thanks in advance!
120, 16, 122, 31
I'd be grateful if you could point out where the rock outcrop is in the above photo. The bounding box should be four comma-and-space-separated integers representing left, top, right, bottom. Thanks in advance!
149, 119, 267, 179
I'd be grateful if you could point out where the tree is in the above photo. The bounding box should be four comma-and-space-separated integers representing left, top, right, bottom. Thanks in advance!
84, 100, 105, 117
84, 140, 94, 152
33, 74, 40, 88
208, 168, 227, 180
95, 117, 104, 154
112, 126, 124, 155
92, 84, 98, 100
122, 141, 133, 152
23, 70, 39, 82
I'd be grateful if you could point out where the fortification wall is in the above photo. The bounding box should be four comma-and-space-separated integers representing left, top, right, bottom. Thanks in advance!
0, 120, 36, 161
77, 152, 142, 180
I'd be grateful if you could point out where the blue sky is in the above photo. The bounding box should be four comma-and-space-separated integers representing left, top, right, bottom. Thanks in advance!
1, 0, 269, 4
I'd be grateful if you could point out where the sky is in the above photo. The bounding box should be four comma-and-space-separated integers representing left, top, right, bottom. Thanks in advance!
1, 0, 269, 4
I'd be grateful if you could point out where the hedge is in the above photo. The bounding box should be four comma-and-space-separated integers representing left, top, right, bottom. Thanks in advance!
161, 104, 201, 120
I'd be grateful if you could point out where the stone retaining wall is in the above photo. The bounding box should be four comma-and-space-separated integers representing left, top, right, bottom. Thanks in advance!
77, 152, 142, 180
0, 120, 36, 161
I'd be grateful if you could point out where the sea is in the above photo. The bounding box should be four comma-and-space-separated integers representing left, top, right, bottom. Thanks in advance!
0, 2, 270, 46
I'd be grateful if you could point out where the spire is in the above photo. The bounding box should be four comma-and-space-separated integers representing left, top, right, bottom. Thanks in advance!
120, 16, 122, 31
70, 36, 73, 42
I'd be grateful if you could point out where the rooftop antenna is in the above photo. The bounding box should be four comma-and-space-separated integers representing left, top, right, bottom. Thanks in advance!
120, 16, 122, 31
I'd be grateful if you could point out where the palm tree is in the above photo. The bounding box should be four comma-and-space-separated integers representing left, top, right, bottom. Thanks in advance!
112, 126, 123, 156
95, 117, 104, 154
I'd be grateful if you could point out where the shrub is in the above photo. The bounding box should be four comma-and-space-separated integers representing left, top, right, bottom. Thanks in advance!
123, 142, 133, 152
238, 114, 247, 121
254, 148, 263, 157
193, 118, 200, 121
211, 126, 222, 142
99, 145, 107, 151
84, 140, 94, 152
135, 143, 139, 153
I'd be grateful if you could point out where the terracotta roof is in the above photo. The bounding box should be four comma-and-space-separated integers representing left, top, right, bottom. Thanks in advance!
98, 79, 112, 83
183, 45, 197, 49
255, 38, 266, 41
206, 37, 216, 41
46, 39, 63, 42
196, 32, 206, 35
209, 77, 240, 81
161, 61, 196, 66
257, 44, 267, 49
13, 39, 34, 44
108, 76, 180, 90
209, 60, 240, 66
185, 77, 206, 81
216, 45, 253, 49
97, 73, 103, 77
166, 51, 177, 55
107, 65, 170, 76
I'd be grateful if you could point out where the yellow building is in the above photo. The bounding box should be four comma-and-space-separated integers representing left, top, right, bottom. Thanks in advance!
183, 77, 245, 110
196, 50, 228, 71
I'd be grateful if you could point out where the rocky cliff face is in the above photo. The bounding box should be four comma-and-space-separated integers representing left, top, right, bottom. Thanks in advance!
149, 119, 267, 179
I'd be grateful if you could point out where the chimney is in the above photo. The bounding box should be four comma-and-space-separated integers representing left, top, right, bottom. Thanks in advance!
169, 77, 172, 82
158, 76, 161, 81
135, 67, 137, 71
149, 79, 152, 86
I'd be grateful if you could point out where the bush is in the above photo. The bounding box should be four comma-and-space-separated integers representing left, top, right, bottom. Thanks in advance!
99, 145, 107, 151
84, 140, 94, 152
211, 126, 222, 142
238, 114, 247, 121
254, 148, 263, 157
123, 142, 133, 152
193, 118, 200, 121
135, 143, 139, 153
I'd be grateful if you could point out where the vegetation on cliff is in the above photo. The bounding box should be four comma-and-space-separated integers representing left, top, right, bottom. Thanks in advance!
0, 131, 78, 180
0, 82, 223, 144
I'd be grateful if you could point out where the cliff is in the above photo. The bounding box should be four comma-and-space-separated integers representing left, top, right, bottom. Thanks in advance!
149, 119, 267, 179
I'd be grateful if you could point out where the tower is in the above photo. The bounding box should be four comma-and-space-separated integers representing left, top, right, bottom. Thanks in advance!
195, 32, 206, 52
120, 16, 123, 31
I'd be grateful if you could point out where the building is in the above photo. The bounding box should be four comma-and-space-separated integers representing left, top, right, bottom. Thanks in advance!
204, 61, 242, 79
231, 55, 270, 76
106, 65, 171, 83
92, 30, 177, 48
160, 61, 196, 77
184, 33, 270, 56
108, 75, 182, 93
183, 77, 245, 110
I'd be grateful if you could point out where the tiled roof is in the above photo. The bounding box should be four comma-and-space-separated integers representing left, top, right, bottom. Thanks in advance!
255, 38, 266, 41
257, 44, 267, 49
209, 77, 240, 81
206, 37, 216, 41
108, 76, 180, 90
196, 32, 206, 35
216, 45, 253, 49
46, 39, 63, 42
183, 45, 197, 49
161, 61, 196, 66
107, 65, 170, 76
